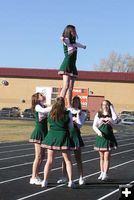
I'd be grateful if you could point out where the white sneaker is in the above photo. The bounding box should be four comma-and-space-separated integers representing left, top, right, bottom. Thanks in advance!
30, 177, 42, 185
79, 178, 85, 185
101, 173, 109, 181
68, 181, 76, 188
41, 180, 48, 188
36, 176, 42, 182
98, 172, 104, 180
57, 177, 67, 184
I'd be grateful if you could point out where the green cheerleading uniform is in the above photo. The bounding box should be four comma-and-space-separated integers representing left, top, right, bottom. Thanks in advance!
94, 114, 118, 151
41, 110, 72, 150
58, 44, 78, 77
69, 125, 84, 149
29, 105, 48, 144
58, 36, 85, 78
69, 109, 86, 149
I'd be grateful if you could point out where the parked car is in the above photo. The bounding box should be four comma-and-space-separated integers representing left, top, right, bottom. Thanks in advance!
21, 109, 35, 118
120, 111, 132, 115
130, 111, 134, 116
118, 114, 131, 120
0, 107, 20, 117
120, 111, 134, 116
121, 117, 134, 125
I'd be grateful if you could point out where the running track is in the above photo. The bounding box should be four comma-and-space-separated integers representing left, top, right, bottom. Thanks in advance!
0, 124, 134, 200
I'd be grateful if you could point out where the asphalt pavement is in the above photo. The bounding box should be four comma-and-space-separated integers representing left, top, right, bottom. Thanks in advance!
0, 124, 134, 200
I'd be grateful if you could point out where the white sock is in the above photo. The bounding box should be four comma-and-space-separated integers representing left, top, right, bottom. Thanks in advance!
103, 172, 107, 177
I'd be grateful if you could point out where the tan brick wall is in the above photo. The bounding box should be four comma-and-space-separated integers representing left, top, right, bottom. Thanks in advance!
0, 77, 134, 114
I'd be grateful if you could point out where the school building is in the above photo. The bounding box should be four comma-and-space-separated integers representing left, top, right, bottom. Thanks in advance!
0, 67, 134, 118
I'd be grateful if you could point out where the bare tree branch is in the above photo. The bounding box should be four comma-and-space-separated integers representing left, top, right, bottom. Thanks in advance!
94, 51, 134, 72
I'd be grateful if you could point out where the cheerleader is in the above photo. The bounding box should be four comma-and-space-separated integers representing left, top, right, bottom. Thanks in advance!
57, 96, 87, 185
29, 92, 51, 185
41, 97, 75, 188
93, 100, 118, 181
58, 25, 86, 107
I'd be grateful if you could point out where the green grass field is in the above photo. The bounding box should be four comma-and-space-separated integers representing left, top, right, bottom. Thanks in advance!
0, 119, 133, 143
0, 120, 35, 142
0, 120, 94, 143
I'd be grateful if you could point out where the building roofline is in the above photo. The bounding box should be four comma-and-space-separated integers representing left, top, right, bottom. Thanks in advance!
0, 67, 134, 82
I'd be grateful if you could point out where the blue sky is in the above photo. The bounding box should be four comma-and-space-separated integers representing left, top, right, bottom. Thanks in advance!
0, 0, 134, 71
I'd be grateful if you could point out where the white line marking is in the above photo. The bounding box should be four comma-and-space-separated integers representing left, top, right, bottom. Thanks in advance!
97, 180, 134, 200
0, 137, 134, 161
0, 147, 33, 154
0, 134, 134, 151
0, 143, 31, 149
1, 148, 134, 183
0, 141, 134, 169
0, 153, 34, 161
16, 159, 134, 200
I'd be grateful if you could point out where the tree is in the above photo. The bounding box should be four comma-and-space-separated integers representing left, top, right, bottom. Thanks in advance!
94, 51, 134, 72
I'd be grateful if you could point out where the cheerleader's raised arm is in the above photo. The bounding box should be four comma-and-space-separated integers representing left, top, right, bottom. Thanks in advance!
35, 105, 52, 122
61, 37, 86, 52
110, 105, 117, 121
35, 105, 52, 113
